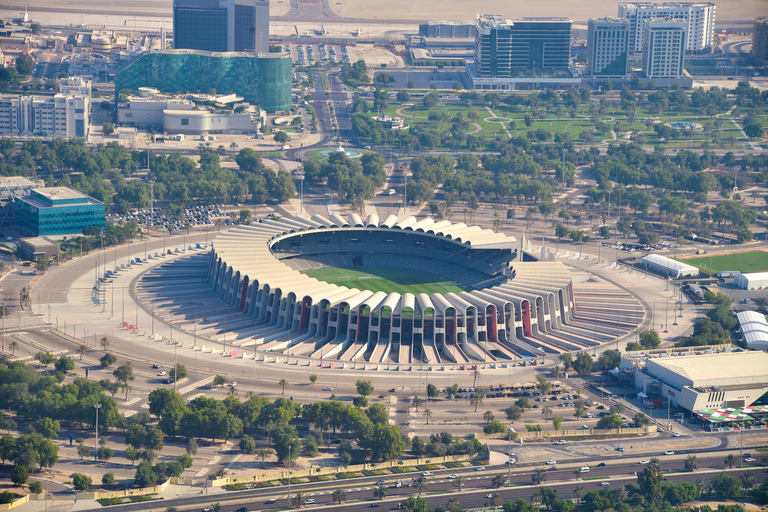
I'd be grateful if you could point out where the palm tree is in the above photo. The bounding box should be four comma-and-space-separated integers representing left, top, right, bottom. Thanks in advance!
472, 369, 481, 388
492, 474, 506, 489
741, 471, 755, 490
573, 485, 586, 502
724, 454, 737, 468
19, 287, 30, 308
454, 476, 464, 490
617, 486, 629, 502
531, 468, 547, 485
446, 498, 462, 512
373, 484, 386, 500
542, 405, 553, 421
279, 379, 288, 394
423, 408, 433, 425
9, 340, 18, 356
684, 455, 699, 472
696, 477, 710, 495
100, 336, 111, 351
0, 262, 6, 276
470, 388, 486, 412
255, 448, 273, 468
228, 385, 237, 396
610, 403, 626, 415
414, 476, 427, 495
292, 491, 304, 508
573, 469, 582, 480
483, 410, 494, 423
553, 365, 561, 379
77, 344, 88, 360
122, 383, 132, 401
412, 397, 423, 411
332, 488, 347, 504
229, 142, 239, 156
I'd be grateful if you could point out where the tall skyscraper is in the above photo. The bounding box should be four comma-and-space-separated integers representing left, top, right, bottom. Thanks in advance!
642, 18, 687, 78
173, 0, 270, 54
587, 17, 630, 78
618, 2, 715, 53
753, 17, 768, 66
474, 14, 572, 77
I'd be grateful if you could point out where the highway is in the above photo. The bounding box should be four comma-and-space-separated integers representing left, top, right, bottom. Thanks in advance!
104, 456, 767, 512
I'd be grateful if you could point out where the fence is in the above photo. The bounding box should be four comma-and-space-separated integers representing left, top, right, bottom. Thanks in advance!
77, 479, 171, 500
0, 494, 29, 511
209, 455, 471, 487
483, 425, 654, 440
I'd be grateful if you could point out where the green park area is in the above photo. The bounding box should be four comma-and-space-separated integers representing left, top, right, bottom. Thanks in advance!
680, 250, 768, 274
303, 267, 470, 295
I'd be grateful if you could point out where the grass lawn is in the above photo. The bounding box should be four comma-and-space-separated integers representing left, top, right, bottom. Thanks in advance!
303, 267, 471, 294
679, 251, 768, 274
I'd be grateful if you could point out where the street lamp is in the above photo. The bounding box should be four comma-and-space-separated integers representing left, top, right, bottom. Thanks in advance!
93, 403, 102, 460
288, 445, 292, 507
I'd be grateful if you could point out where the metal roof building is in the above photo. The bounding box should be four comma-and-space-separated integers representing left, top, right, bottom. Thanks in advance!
642, 254, 699, 278
737, 311, 768, 350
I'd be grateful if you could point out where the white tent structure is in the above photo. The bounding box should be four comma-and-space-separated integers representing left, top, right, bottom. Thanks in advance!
734, 272, 768, 290
737, 310, 768, 350
641, 254, 698, 278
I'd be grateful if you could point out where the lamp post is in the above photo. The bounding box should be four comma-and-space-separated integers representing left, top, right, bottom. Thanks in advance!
287, 445, 292, 507
93, 403, 102, 460
172, 315, 177, 392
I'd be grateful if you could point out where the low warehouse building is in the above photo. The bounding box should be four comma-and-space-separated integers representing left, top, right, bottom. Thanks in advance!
642, 254, 699, 278
734, 272, 768, 290
624, 350, 768, 413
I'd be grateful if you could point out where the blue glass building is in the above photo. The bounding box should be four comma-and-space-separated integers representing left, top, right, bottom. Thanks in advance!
14, 187, 105, 237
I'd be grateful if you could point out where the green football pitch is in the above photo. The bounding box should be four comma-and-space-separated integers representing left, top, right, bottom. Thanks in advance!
302, 267, 471, 295
680, 251, 768, 274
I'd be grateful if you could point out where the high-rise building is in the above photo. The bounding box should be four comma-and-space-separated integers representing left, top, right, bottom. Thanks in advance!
618, 2, 715, 53
14, 187, 105, 238
753, 17, 768, 66
0, 78, 91, 138
115, 50, 291, 112
173, 0, 270, 54
642, 18, 687, 78
587, 17, 630, 78
474, 14, 572, 77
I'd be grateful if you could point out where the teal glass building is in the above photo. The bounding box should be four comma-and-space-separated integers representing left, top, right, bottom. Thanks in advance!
14, 187, 105, 237
115, 50, 292, 112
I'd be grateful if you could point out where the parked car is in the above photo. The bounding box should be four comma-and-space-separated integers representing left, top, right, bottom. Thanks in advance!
555, 440, 566, 445
323, 387, 333, 391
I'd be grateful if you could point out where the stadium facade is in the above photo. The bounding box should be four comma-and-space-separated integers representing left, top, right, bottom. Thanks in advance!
205, 214, 581, 364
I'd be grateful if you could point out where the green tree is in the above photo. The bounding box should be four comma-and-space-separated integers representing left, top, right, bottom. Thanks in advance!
573, 352, 593, 377
169, 364, 187, 381
71, 473, 92, 492
97, 446, 114, 461
54, 355, 75, 373
309, 374, 318, 385
28, 481, 43, 494
279, 379, 288, 394
598, 349, 620, 370
637, 463, 664, 504
100, 353, 117, 367
356, 380, 373, 396
531, 468, 547, 484
596, 414, 623, 429
639, 329, 661, 349
10, 465, 28, 487
553, 415, 563, 431
102, 472, 115, 486
684, 454, 699, 472
711, 472, 741, 498
213, 375, 226, 388
504, 405, 523, 423
34, 418, 60, 439
633, 412, 650, 427
102, 123, 115, 136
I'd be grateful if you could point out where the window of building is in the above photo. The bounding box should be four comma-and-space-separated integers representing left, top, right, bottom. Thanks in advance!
181, 118, 190, 126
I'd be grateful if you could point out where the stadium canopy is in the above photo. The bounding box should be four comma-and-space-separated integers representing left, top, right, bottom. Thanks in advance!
736, 310, 768, 350
693, 408, 755, 422
641, 254, 698, 278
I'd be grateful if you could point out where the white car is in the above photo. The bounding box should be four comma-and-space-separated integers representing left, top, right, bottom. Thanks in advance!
230, 382, 237, 387
306, 499, 315, 504
486, 494, 495, 498
555, 440, 567, 445
506, 459, 517, 464
448, 474, 458, 479
546, 460, 557, 465
600, 481, 610, 486
664, 451, 675, 455
323, 387, 333, 391
158, 371, 167, 376
745, 457, 756, 462
507, 451, 515, 456
476, 466, 486, 471
422, 471, 433, 476
673, 432, 683, 437
639, 460, 650, 464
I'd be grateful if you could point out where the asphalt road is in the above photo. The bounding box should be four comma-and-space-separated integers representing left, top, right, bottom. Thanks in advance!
107, 457, 766, 512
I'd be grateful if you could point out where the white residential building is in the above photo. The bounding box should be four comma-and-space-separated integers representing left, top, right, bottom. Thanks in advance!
587, 17, 631, 78
618, 2, 715, 53
642, 18, 687, 79
0, 78, 92, 138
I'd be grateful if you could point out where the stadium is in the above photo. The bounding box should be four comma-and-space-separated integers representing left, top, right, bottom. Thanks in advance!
138, 214, 642, 368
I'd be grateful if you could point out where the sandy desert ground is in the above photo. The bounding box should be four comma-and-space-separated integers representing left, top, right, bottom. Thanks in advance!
4, 0, 765, 24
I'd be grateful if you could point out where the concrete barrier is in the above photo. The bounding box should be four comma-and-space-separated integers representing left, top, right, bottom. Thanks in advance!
0, 494, 29, 511
483, 425, 654, 439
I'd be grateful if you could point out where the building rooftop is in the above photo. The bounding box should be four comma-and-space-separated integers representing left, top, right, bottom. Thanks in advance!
649, 351, 768, 385
18, 187, 103, 209
33, 187, 91, 201
619, 2, 716, 8
0, 177, 39, 187
642, 254, 698, 272
476, 14, 572, 29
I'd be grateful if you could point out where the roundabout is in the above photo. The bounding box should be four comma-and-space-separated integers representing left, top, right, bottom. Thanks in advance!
318, 144, 362, 158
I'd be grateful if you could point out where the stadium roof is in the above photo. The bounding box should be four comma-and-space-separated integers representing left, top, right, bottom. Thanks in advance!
648, 351, 768, 385
642, 254, 698, 274
211, 214, 572, 316
737, 310, 768, 349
